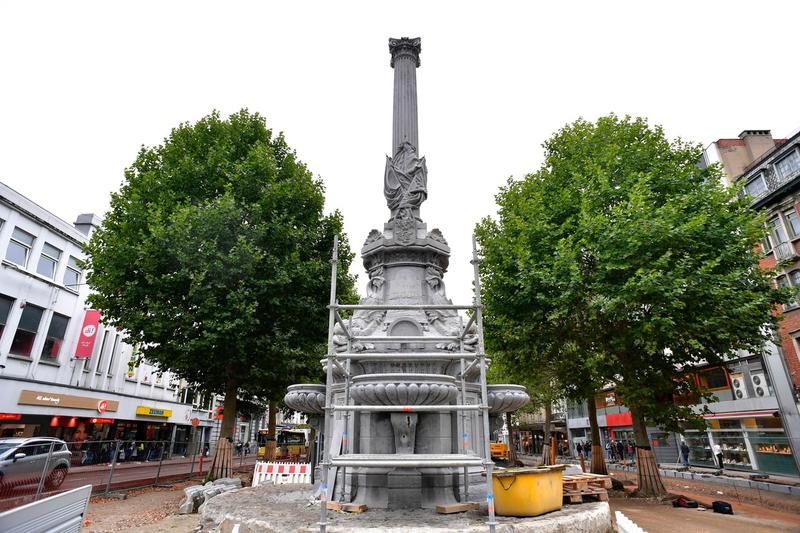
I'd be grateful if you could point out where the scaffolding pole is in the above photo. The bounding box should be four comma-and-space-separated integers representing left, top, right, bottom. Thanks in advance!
317, 234, 496, 532
473, 235, 497, 533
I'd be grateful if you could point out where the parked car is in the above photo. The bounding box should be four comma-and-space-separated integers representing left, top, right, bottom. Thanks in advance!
0, 437, 71, 490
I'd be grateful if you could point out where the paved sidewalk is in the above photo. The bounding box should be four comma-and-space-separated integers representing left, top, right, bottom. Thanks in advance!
518, 453, 800, 496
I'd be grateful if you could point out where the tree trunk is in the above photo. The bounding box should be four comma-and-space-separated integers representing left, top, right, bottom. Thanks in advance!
209, 374, 238, 479
265, 400, 278, 460
631, 407, 666, 497
586, 396, 608, 475
541, 403, 553, 465
506, 412, 518, 465
219, 376, 239, 439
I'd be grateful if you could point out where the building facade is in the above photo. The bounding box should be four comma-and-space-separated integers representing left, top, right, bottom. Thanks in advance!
562, 130, 800, 477
0, 182, 217, 455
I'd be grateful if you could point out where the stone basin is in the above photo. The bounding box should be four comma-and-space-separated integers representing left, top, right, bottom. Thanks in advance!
487, 384, 530, 414
284, 384, 325, 415
350, 373, 458, 406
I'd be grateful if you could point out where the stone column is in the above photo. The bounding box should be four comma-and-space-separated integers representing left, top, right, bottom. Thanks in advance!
389, 37, 421, 152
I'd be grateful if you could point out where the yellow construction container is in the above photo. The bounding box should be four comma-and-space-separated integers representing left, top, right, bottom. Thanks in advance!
492, 465, 565, 517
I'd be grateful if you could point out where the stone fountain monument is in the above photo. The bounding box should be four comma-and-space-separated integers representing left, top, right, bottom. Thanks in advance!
285, 37, 530, 515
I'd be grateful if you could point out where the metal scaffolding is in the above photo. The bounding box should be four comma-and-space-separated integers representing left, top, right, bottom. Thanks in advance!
317, 236, 497, 532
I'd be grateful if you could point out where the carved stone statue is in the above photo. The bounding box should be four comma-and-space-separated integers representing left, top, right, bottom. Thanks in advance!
384, 142, 427, 219
333, 267, 386, 352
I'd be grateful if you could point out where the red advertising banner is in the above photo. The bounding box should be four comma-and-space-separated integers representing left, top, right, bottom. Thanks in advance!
75, 309, 101, 359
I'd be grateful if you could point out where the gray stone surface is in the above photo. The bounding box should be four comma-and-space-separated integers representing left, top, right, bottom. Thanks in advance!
283, 36, 531, 510
180, 482, 241, 514
201, 484, 612, 532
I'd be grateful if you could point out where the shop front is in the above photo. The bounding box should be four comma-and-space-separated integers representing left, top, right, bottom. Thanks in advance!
685, 410, 799, 476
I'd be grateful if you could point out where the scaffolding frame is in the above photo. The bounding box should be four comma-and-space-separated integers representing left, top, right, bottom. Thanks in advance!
317, 236, 497, 532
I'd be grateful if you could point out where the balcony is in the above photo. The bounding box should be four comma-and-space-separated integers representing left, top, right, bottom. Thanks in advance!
774, 242, 798, 261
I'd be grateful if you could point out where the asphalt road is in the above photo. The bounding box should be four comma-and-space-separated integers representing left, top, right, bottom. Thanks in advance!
0, 454, 258, 511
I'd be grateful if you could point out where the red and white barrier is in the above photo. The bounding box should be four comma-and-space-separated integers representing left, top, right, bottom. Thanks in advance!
252, 462, 311, 486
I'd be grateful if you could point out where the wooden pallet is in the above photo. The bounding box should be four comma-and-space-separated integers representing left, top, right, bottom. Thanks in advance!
562, 473, 612, 490
563, 488, 609, 504
562, 473, 610, 504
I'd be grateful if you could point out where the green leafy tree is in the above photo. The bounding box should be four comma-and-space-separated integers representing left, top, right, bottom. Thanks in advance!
85, 110, 356, 468
476, 115, 788, 496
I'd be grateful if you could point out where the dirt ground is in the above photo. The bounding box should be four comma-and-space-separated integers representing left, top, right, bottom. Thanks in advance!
83, 471, 800, 532
84, 480, 201, 533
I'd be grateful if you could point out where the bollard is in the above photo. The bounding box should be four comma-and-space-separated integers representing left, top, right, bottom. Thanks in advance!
154, 441, 169, 486
189, 444, 197, 477
105, 441, 120, 495
34, 441, 55, 501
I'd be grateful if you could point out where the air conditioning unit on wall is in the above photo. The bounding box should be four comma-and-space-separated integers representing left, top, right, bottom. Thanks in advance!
730, 373, 748, 400
750, 373, 767, 397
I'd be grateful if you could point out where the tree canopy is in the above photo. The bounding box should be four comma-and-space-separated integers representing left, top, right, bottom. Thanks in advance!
476, 114, 788, 494
85, 109, 356, 438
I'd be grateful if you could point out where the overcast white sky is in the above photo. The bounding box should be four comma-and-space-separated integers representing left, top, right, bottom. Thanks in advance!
1, 1, 799, 304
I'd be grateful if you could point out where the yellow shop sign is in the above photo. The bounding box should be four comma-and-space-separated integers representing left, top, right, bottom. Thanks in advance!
136, 406, 172, 417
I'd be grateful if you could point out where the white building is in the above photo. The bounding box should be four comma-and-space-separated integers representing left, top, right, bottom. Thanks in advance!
0, 181, 217, 453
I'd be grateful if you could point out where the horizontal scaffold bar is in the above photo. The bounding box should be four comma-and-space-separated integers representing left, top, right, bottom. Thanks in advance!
332, 352, 481, 360
331, 404, 484, 412
333, 304, 480, 311
330, 453, 484, 468
350, 336, 460, 342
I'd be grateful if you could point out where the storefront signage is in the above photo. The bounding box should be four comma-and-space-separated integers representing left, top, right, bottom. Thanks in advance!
127, 344, 140, 378
75, 310, 101, 359
0, 413, 22, 421
97, 400, 108, 413
89, 417, 114, 424
606, 412, 633, 427
136, 406, 172, 418
18, 390, 119, 412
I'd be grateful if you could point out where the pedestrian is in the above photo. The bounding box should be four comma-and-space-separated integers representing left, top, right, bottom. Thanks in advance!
583, 440, 591, 460
575, 441, 583, 457
712, 442, 724, 469
605, 440, 612, 460
616, 440, 624, 464
680, 440, 690, 467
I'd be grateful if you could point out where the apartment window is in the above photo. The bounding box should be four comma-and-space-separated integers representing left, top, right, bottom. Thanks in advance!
94, 330, 110, 374
36, 242, 62, 279
745, 175, 767, 197
785, 210, 800, 238
9, 304, 44, 356
697, 366, 729, 391
769, 217, 789, 245
63, 256, 81, 288
41, 313, 69, 360
775, 150, 800, 180
776, 275, 790, 289
6, 227, 35, 267
0, 294, 13, 339
106, 334, 121, 376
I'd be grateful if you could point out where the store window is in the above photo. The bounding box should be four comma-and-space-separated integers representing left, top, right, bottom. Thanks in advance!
747, 417, 799, 476
36, 242, 62, 279
41, 313, 69, 360
9, 304, 44, 356
6, 227, 35, 267
684, 431, 714, 466
0, 294, 13, 340
63, 256, 81, 288
712, 420, 752, 470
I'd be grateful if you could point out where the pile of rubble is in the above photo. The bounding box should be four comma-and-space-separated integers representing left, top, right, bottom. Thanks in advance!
179, 477, 243, 514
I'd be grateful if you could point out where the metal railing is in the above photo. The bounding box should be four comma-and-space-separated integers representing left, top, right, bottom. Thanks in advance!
0, 438, 258, 512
